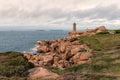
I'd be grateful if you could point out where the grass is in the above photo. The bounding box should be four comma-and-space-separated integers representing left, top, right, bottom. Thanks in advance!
80, 34, 120, 51
85, 74, 117, 80
0, 51, 34, 79
45, 66, 63, 75
48, 33, 120, 80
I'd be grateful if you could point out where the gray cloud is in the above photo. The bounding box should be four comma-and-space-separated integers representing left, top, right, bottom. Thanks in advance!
0, 0, 120, 30
42, 5, 120, 25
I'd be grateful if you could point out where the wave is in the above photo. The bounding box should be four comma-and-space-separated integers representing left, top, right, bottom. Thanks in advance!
23, 45, 39, 54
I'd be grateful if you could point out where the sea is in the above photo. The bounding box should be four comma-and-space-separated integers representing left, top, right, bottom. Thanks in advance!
0, 30, 68, 53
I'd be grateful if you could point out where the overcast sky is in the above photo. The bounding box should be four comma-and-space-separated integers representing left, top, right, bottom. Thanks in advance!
0, 0, 120, 30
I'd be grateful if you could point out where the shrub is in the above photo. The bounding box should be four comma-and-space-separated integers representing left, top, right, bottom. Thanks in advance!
114, 30, 120, 34
0, 51, 34, 77
96, 31, 109, 35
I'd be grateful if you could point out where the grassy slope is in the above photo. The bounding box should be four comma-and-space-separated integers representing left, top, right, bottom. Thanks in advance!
48, 33, 120, 80
0, 51, 34, 80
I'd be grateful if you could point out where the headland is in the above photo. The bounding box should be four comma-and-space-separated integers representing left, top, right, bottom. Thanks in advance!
0, 23, 120, 80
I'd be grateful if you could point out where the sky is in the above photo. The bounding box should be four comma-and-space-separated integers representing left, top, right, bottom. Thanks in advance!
0, 0, 120, 30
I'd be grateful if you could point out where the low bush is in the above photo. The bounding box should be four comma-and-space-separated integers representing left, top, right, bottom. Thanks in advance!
96, 31, 109, 35
114, 30, 120, 34
0, 51, 34, 77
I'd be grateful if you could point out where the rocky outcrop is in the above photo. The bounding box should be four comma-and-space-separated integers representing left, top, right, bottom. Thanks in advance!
28, 67, 59, 79
69, 26, 108, 36
24, 37, 93, 69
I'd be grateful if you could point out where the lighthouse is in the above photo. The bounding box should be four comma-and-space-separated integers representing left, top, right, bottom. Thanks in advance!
68, 22, 78, 36
73, 22, 76, 32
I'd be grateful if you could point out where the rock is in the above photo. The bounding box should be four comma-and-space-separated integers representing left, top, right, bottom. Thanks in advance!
37, 40, 50, 46
59, 43, 66, 53
64, 41, 72, 46
50, 42, 58, 51
109, 31, 115, 34
53, 56, 60, 66
72, 53, 81, 64
64, 60, 70, 68
43, 55, 54, 66
30, 54, 39, 60
63, 49, 72, 60
58, 60, 70, 68
37, 45, 50, 53
71, 47, 80, 56
95, 26, 106, 33
23, 53, 31, 60
38, 61, 44, 65
77, 60, 89, 64
72, 52, 92, 65
69, 37, 78, 42
72, 40, 80, 45
80, 52, 92, 61
63, 37, 68, 41
28, 67, 59, 79
24, 36, 93, 69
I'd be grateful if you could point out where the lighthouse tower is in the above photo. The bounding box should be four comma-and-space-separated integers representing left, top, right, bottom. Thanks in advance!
68, 22, 78, 36
73, 22, 76, 32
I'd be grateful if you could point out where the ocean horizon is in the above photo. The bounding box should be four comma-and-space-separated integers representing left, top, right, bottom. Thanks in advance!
0, 30, 68, 52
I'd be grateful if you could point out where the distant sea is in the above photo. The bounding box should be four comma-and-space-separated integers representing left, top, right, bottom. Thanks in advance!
0, 30, 68, 52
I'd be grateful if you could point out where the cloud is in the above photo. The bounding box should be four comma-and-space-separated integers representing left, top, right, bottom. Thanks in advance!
0, 0, 120, 30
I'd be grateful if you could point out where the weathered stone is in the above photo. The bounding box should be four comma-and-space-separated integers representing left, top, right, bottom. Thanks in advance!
72, 40, 80, 45
71, 47, 80, 56
25, 35, 93, 69
77, 60, 88, 64
37, 45, 50, 53
80, 52, 92, 61
24, 53, 31, 60
95, 26, 106, 33
43, 55, 54, 66
50, 42, 58, 51
72, 53, 81, 64
28, 67, 59, 79
38, 61, 44, 65
30, 54, 39, 60
59, 44, 66, 53
36, 40, 48, 46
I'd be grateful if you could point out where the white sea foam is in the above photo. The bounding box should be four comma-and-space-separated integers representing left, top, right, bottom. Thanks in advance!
23, 45, 39, 54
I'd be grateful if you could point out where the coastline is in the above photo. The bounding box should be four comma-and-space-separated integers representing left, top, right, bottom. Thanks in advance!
1, 26, 120, 80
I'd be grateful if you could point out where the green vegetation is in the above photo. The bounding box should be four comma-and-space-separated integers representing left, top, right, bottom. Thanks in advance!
85, 74, 117, 80
80, 34, 120, 51
48, 33, 120, 80
114, 30, 120, 34
96, 31, 109, 35
0, 51, 34, 80
45, 66, 62, 75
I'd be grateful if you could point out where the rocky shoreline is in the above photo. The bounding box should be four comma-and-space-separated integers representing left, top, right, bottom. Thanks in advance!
24, 26, 111, 69
23, 26, 115, 79
24, 37, 93, 69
